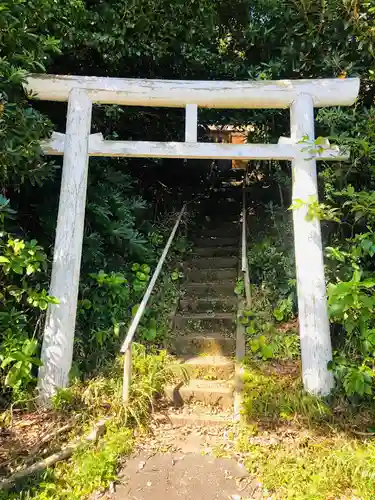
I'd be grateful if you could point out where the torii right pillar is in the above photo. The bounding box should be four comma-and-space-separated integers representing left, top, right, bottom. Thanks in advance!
290, 93, 334, 396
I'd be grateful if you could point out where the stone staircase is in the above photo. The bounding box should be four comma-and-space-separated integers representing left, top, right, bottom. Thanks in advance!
165, 192, 241, 425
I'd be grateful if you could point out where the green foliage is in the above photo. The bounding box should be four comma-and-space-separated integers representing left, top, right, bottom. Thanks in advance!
272, 332, 300, 360
249, 335, 275, 361
1, 0, 375, 413
5, 345, 173, 498
242, 368, 331, 423
0, 0, 83, 188
75, 244, 181, 373
0, 338, 41, 389
82, 166, 149, 270
52, 425, 133, 500
237, 423, 375, 500
234, 278, 245, 296
51, 344, 172, 424
248, 204, 296, 309
0, 200, 58, 397
273, 295, 294, 322
241, 301, 299, 362
12, 423, 134, 500
325, 238, 375, 398
289, 195, 340, 222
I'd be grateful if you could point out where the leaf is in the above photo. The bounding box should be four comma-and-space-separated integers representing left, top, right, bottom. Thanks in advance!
250, 339, 259, 352
81, 298, 91, 309
361, 279, 375, 288
140, 264, 150, 274
1, 356, 16, 369
246, 324, 256, 335
26, 264, 34, 275
143, 325, 157, 340
243, 310, 254, 317
346, 185, 355, 196
352, 269, 362, 283
258, 335, 267, 346
273, 308, 284, 321
132, 280, 146, 293
344, 318, 357, 334
354, 374, 365, 396
0, 256, 10, 263
132, 304, 139, 317
261, 344, 275, 360
22, 339, 38, 357
11, 263, 23, 274
136, 271, 147, 282
5, 363, 23, 388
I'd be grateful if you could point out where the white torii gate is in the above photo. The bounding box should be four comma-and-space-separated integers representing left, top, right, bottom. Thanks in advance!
24, 75, 360, 400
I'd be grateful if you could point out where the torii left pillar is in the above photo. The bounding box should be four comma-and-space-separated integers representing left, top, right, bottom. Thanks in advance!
38, 88, 92, 401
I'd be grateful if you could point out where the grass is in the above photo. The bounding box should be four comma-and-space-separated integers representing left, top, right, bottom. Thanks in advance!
239, 228, 375, 500
242, 367, 332, 424
237, 423, 375, 500
7, 425, 134, 500
1, 344, 173, 499
237, 364, 375, 500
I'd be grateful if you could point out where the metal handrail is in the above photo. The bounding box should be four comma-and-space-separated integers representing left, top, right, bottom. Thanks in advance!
241, 187, 251, 309
120, 204, 186, 403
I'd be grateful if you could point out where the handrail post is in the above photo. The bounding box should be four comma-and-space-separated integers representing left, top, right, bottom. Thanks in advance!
242, 185, 251, 309
122, 345, 132, 404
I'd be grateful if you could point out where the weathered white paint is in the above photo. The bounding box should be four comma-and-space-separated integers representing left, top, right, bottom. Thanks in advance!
185, 104, 198, 142
24, 75, 360, 108
290, 94, 334, 396
40, 132, 347, 162
38, 89, 92, 401
41, 132, 103, 154
29, 75, 360, 401
122, 347, 132, 404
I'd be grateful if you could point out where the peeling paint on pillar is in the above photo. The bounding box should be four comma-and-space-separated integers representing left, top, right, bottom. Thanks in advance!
37, 88, 92, 402
290, 94, 334, 396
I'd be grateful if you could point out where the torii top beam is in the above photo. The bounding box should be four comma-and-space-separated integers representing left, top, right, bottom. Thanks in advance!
25, 74, 360, 109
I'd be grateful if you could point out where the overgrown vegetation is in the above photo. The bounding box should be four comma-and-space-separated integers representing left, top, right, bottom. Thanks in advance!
2, 0, 375, 497
238, 204, 375, 499
1, 344, 173, 498
237, 421, 375, 500
2, 0, 375, 403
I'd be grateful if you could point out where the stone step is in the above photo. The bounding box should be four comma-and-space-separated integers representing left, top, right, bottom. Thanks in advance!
179, 296, 237, 313
186, 267, 237, 283
186, 256, 238, 269
165, 380, 234, 410
173, 333, 236, 356
193, 246, 238, 258
195, 236, 239, 248
175, 355, 235, 380
166, 404, 233, 426
183, 281, 235, 298
174, 312, 234, 333
220, 169, 244, 178
196, 224, 239, 238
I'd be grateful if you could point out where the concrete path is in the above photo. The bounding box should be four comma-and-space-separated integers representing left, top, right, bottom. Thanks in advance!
109, 421, 265, 500
114, 452, 258, 500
